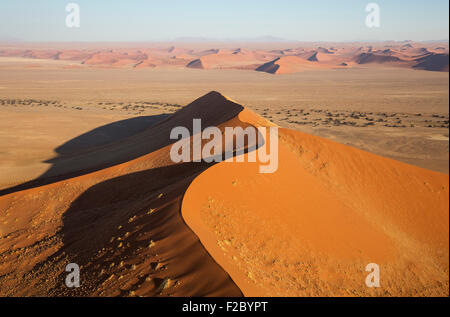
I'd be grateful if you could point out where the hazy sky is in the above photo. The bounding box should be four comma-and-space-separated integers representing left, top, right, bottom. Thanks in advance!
0, 0, 448, 42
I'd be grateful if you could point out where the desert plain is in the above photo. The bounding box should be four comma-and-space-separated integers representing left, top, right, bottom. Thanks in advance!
0, 41, 448, 296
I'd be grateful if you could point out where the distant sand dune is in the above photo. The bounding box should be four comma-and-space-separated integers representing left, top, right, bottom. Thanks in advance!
255, 55, 335, 74
413, 53, 449, 72
353, 52, 405, 65
2, 42, 447, 73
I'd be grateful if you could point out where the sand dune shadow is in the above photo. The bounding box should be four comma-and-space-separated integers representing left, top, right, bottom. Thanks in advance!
50, 162, 243, 296
0, 115, 170, 196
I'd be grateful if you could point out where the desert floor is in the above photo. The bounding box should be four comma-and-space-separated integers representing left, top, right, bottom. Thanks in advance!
0, 57, 448, 191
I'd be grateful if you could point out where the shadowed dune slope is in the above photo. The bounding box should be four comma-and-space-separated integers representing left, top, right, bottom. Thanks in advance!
353, 52, 405, 64
413, 53, 449, 72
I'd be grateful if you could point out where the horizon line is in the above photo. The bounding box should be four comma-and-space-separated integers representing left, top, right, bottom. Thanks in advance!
1, 39, 449, 44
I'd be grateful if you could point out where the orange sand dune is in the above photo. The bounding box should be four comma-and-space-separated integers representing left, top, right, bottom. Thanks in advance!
400, 46, 432, 56
0, 92, 448, 297
186, 50, 268, 70
58, 50, 93, 61
82, 51, 148, 67
0, 49, 61, 60
353, 52, 406, 65
182, 100, 449, 296
255, 55, 337, 74
352, 49, 449, 72
134, 60, 157, 68
167, 46, 194, 56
